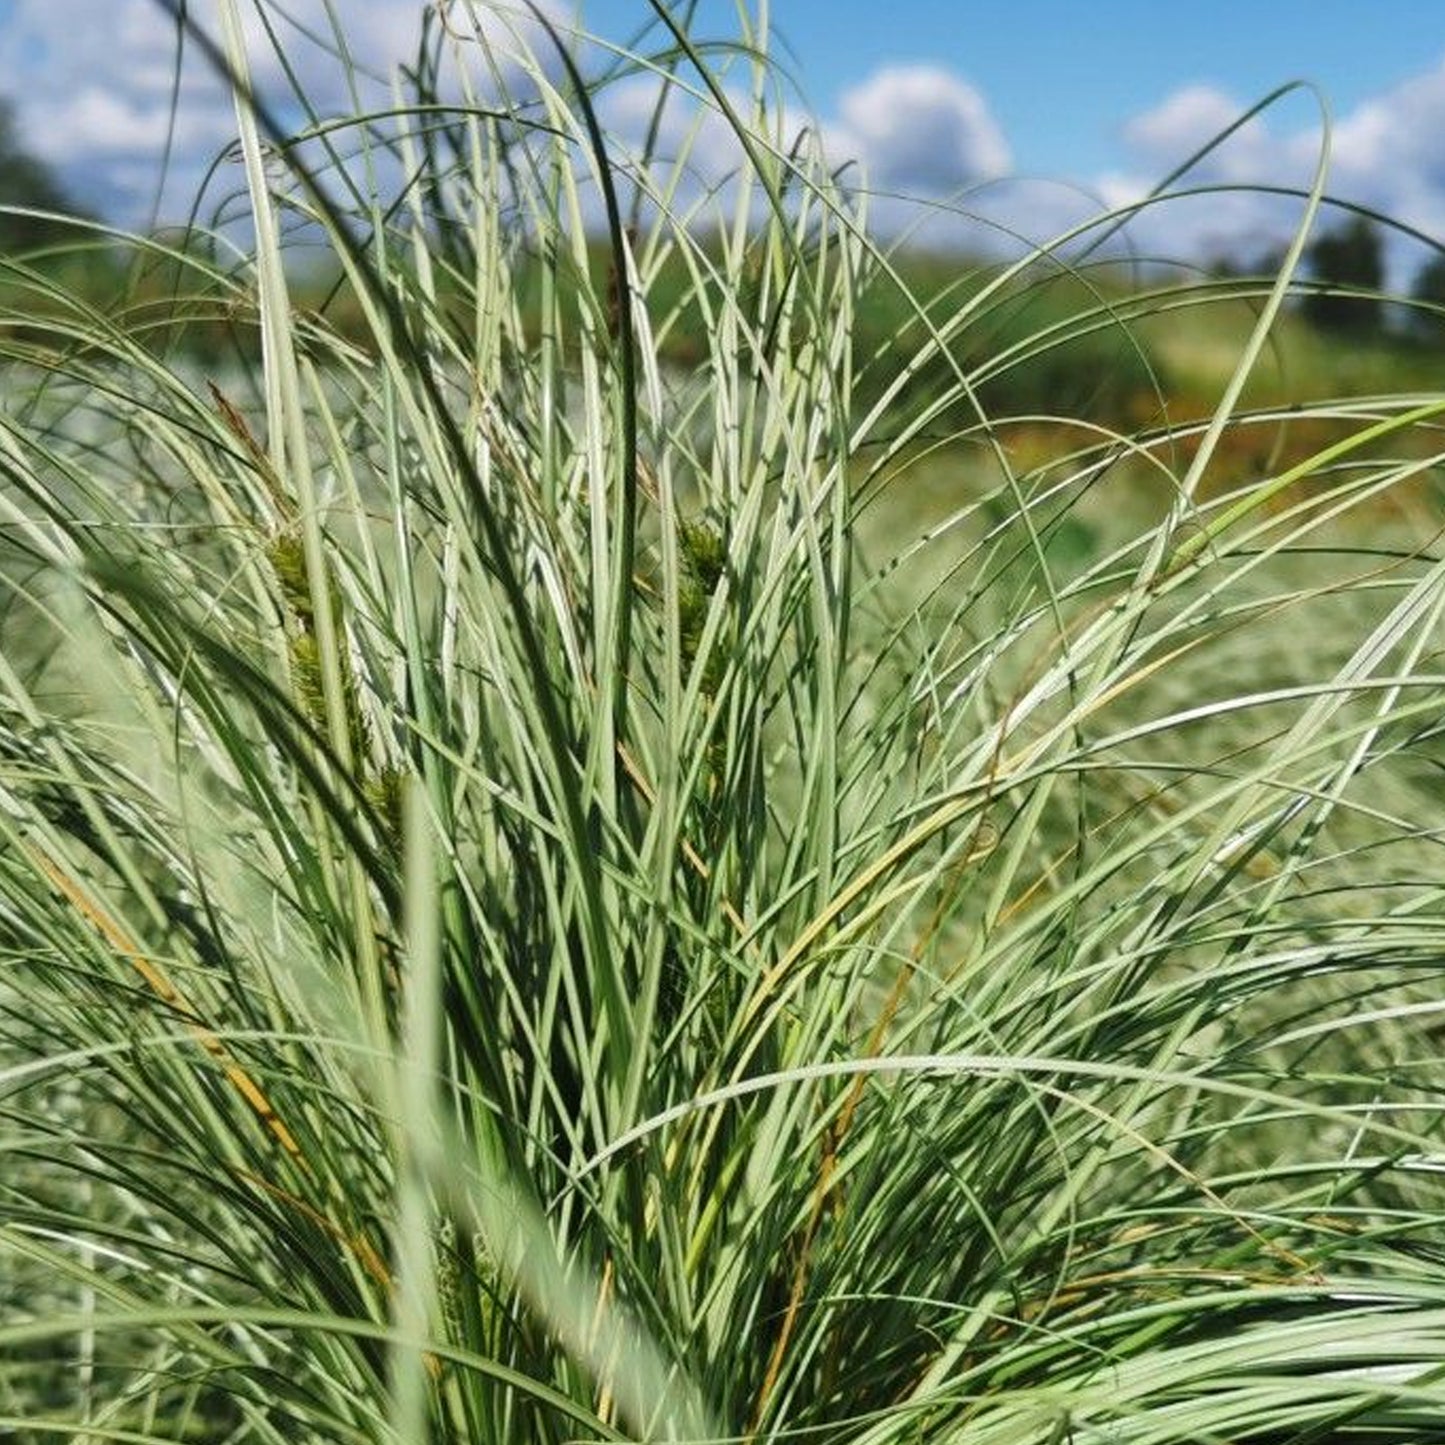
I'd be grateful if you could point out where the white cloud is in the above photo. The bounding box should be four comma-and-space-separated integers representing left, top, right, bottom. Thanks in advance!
1323, 56, 1445, 256
596, 70, 839, 231
1103, 67, 1445, 279
6, 2, 1445, 287
39, 87, 201, 160
1332, 56, 1445, 190
834, 65, 1010, 196
1123, 85, 1264, 167
1104, 83, 1323, 260
814, 59, 1445, 277
599, 73, 758, 183
589, 63, 1014, 252
0, 0, 567, 226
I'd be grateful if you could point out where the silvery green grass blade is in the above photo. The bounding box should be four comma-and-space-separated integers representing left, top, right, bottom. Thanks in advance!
3, 1, 1445, 1441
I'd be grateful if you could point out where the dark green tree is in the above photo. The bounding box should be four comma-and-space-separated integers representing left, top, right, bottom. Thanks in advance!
1302, 215, 1384, 334
1409, 251, 1445, 340
0, 96, 85, 250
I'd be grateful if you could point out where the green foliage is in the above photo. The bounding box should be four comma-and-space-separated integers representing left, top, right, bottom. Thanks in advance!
1302, 214, 1385, 334
1409, 248, 1445, 339
850, 259, 1169, 434
0, 96, 88, 250
3, 7, 1445, 1445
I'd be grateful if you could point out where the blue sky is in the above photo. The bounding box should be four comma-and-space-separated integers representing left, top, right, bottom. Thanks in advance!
3, 1, 1444, 276
580, 1, 1445, 178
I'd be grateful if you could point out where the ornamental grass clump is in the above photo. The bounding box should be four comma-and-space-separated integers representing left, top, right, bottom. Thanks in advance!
3, 3, 1445, 1442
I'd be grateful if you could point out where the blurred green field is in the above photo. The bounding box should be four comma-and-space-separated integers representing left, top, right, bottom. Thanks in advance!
7, 232, 1440, 419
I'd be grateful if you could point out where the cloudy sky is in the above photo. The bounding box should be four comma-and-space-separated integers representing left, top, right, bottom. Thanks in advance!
3, 0, 1444, 279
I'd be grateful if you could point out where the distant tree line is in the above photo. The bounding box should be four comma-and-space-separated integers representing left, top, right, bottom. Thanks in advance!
1302, 216, 1385, 334
1214, 214, 1445, 343
1408, 246, 1445, 340
4, 86, 1445, 342
0, 97, 90, 250
1311, 216, 1445, 342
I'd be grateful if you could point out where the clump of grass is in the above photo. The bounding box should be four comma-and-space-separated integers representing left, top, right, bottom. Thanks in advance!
3, 4, 1445, 1443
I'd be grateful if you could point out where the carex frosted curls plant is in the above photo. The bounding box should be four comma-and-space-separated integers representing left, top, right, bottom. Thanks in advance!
4, 1, 1445, 1441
